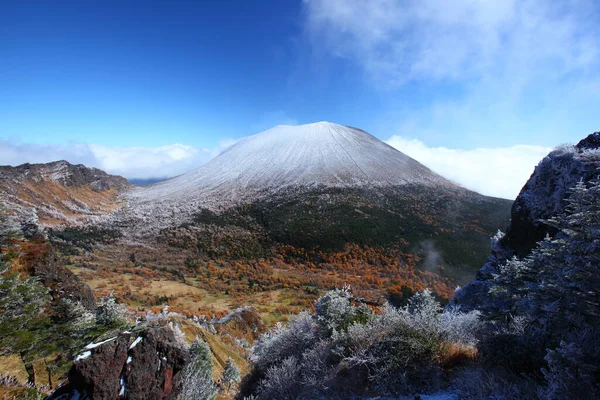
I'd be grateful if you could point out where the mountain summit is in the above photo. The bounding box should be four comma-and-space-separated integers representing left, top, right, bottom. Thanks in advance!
129, 122, 452, 205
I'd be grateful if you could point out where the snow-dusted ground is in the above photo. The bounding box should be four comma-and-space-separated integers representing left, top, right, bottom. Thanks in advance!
118, 122, 455, 234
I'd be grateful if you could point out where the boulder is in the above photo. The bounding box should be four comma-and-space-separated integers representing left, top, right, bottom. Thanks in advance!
47, 327, 191, 400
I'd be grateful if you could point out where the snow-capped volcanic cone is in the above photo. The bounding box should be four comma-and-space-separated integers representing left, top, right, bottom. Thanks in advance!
119, 122, 480, 234
129, 122, 451, 203
113, 122, 512, 276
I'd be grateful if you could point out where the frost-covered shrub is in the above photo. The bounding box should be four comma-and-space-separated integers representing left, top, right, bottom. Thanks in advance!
440, 307, 482, 346
247, 288, 487, 398
539, 328, 600, 400
257, 356, 301, 400
178, 339, 218, 400
221, 357, 241, 391
57, 298, 96, 332
95, 293, 129, 329
314, 287, 374, 336
300, 340, 331, 389
167, 321, 187, 348
179, 370, 218, 400
251, 311, 317, 372
332, 292, 455, 394
407, 289, 442, 322
367, 320, 442, 394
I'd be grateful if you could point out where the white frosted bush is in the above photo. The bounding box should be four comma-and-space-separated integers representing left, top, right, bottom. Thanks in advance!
440, 307, 482, 346
257, 356, 301, 400
250, 311, 316, 371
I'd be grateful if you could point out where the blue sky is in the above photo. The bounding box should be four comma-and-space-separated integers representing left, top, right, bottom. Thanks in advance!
1, 0, 599, 198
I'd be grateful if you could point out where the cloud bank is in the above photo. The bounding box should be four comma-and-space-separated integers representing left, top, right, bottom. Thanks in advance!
0, 140, 235, 180
386, 136, 551, 199
1, 135, 551, 199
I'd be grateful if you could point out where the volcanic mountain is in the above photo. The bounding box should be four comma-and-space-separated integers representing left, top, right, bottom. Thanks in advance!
131, 122, 450, 201
124, 122, 458, 222
115, 122, 512, 282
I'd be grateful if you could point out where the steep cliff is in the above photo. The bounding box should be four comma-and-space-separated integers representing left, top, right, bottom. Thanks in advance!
452, 132, 600, 311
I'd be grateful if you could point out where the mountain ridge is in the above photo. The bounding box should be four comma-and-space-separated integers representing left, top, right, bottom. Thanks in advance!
0, 160, 130, 227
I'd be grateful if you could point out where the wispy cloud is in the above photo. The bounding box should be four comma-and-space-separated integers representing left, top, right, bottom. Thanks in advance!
386, 135, 551, 199
303, 0, 600, 145
303, 0, 599, 87
0, 140, 236, 180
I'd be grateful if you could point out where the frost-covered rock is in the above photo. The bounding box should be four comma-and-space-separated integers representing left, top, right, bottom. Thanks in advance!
451, 132, 600, 312
48, 326, 190, 400
503, 132, 600, 256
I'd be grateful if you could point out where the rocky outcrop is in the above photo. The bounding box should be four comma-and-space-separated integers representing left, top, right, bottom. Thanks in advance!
31, 243, 96, 310
502, 132, 600, 257
9, 235, 97, 309
47, 327, 191, 400
451, 132, 600, 312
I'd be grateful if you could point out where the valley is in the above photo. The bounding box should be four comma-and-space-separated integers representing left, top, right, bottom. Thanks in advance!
4, 125, 598, 400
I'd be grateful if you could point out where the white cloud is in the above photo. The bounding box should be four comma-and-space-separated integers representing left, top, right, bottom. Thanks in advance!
303, 0, 600, 146
386, 135, 551, 199
0, 140, 236, 180
303, 0, 599, 86
0, 134, 550, 199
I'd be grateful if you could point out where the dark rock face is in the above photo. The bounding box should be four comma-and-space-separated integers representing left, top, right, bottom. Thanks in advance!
502, 139, 600, 257
451, 132, 600, 311
32, 247, 96, 310
124, 327, 190, 400
576, 131, 600, 150
48, 327, 191, 400
70, 334, 130, 399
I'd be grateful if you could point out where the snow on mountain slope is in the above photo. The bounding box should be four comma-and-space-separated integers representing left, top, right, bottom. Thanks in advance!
129, 122, 451, 203
118, 122, 460, 233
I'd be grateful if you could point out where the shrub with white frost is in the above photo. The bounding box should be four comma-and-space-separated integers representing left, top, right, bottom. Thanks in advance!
250, 311, 316, 372
221, 357, 241, 391
440, 307, 482, 346
95, 292, 129, 329
257, 356, 301, 400
178, 339, 218, 400
246, 287, 484, 398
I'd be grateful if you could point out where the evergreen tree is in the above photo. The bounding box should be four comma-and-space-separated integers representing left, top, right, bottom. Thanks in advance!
178, 338, 218, 400
0, 263, 53, 383
221, 357, 241, 391
488, 176, 600, 398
